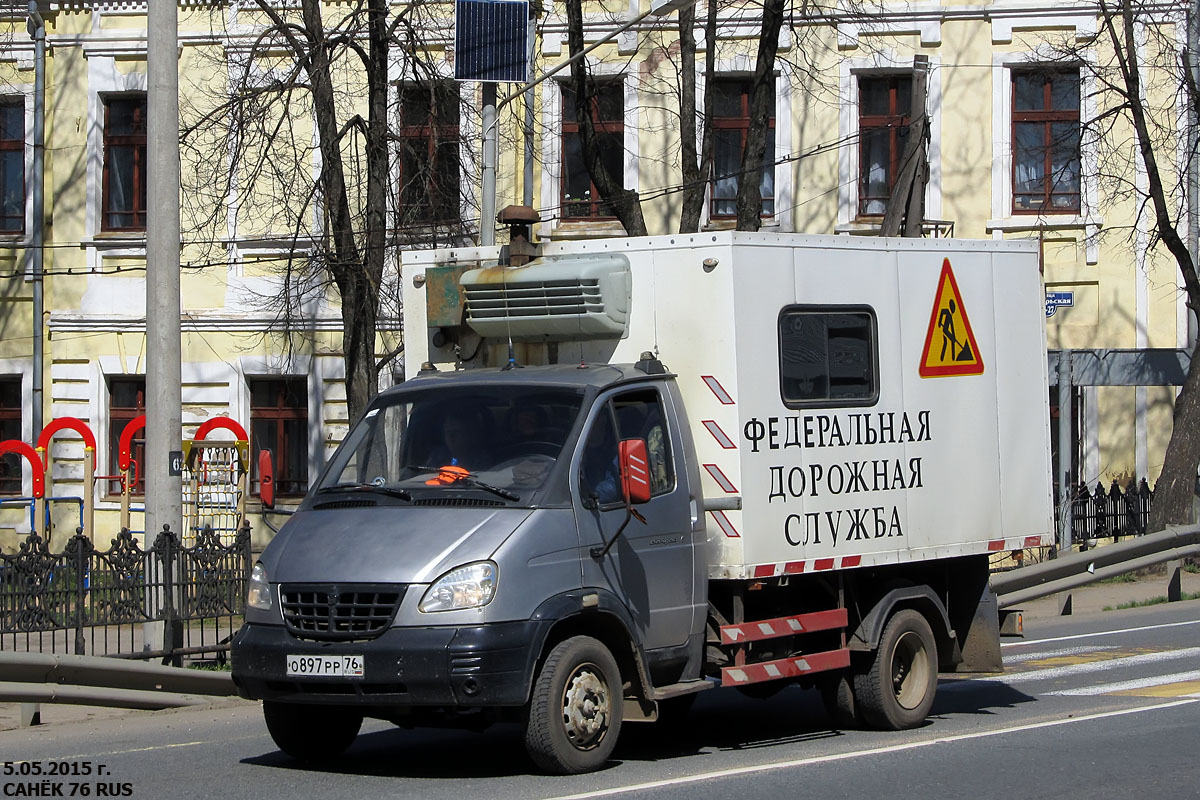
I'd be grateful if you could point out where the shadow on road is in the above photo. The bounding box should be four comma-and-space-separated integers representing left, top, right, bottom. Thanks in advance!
931, 676, 1038, 718
240, 678, 1037, 778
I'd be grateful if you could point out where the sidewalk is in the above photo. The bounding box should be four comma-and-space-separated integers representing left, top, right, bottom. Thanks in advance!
2, 569, 1196, 733
1015, 564, 1200, 619
0, 695, 250, 733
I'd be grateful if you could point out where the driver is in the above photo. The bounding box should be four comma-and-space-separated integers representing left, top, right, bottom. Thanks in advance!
429, 409, 492, 470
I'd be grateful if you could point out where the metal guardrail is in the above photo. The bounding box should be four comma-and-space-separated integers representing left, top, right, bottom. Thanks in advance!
0, 650, 238, 710
993, 523, 1200, 608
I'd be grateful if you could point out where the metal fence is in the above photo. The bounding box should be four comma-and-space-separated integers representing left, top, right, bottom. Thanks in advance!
1066, 479, 1154, 545
0, 524, 250, 663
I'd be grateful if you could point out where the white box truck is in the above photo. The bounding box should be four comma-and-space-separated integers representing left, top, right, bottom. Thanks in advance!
231, 229, 1054, 774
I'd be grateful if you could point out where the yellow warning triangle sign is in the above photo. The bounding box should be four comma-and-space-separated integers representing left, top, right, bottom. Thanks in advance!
919, 258, 984, 378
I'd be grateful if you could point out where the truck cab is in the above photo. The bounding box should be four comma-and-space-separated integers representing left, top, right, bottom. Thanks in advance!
232, 360, 709, 773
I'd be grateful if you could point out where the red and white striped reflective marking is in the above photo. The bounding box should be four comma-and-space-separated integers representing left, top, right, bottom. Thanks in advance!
720, 608, 848, 644
703, 463, 738, 493
702, 376, 735, 405
721, 647, 851, 687
702, 420, 736, 449
710, 510, 740, 538
988, 535, 1053, 552
751, 555, 862, 578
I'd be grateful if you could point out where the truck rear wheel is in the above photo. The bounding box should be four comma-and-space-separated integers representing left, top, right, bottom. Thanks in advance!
263, 701, 363, 761
524, 635, 623, 774
853, 609, 937, 730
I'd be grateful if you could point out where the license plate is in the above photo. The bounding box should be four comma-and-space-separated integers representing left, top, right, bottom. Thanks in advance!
285, 654, 364, 678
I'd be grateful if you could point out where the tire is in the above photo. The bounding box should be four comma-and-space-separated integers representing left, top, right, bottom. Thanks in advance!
263, 701, 363, 761
852, 608, 938, 730
524, 635, 624, 774
818, 673, 863, 730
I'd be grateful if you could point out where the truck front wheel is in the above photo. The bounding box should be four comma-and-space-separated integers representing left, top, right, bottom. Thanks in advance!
853, 609, 937, 730
524, 635, 623, 774
262, 700, 363, 761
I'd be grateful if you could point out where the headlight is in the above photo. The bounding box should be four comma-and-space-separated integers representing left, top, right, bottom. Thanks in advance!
419, 561, 497, 612
246, 562, 273, 611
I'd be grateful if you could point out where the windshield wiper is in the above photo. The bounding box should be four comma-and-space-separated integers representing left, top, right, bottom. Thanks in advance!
318, 482, 413, 501
412, 465, 520, 502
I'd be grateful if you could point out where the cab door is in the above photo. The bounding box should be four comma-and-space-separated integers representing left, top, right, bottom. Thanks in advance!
573, 386, 695, 653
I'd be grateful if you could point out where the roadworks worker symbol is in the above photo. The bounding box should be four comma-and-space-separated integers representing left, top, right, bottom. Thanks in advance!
919, 258, 984, 378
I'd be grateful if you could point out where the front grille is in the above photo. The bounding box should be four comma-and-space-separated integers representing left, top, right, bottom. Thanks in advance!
280, 584, 404, 641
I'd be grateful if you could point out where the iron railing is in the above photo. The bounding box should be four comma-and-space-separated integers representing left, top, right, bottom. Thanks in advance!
1065, 479, 1153, 545
0, 524, 250, 663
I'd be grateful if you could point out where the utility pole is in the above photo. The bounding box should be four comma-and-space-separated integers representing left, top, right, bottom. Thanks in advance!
27, 2, 45, 441
1189, 0, 1199, 350
146, 1, 182, 541
880, 54, 930, 238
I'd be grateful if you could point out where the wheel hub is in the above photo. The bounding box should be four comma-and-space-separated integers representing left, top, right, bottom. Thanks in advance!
891, 630, 931, 710
561, 664, 610, 750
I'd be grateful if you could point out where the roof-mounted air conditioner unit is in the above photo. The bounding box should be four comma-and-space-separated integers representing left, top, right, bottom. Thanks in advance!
459, 254, 631, 341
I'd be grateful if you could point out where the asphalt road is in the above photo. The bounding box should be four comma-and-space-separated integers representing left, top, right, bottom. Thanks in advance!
3, 600, 1198, 800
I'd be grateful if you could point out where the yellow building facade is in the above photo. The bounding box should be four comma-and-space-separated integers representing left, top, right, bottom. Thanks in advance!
0, 1, 1189, 550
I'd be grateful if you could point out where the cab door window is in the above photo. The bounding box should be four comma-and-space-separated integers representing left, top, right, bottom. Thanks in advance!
580, 388, 674, 505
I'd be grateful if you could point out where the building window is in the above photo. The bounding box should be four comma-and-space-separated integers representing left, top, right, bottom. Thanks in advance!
396, 82, 460, 227
102, 95, 147, 232
108, 376, 145, 496
711, 78, 775, 219
778, 307, 878, 407
0, 100, 23, 234
561, 81, 623, 219
1012, 69, 1080, 213
858, 75, 912, 217
250, 377, 308, 497
0, 378, 21, 494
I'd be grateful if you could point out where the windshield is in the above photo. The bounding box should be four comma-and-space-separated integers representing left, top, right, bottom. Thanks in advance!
317, 384, 585, 498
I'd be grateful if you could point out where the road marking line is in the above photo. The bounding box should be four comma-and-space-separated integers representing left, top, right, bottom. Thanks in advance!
1007, 647, 1142, 669
996, 646, 1200, 683
1047, 671, 1200, 697
1003, 645, 1121, 664
541, 699, 1200, 800
946, 647, 1200, 689
3, 733, 266, 763
1002, 619, 1200, 649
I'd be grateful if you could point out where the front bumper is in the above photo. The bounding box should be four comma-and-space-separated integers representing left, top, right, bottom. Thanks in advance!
230, 620, 547, 708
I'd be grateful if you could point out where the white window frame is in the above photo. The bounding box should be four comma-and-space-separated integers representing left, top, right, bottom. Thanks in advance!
0, 91, 34, 251
988, 49, 1101, 263
85, 55, 148, 265
836, 51, 943, 230
695, 60, 794, 231
540, 63, 639, 237
390, 76, 470, 236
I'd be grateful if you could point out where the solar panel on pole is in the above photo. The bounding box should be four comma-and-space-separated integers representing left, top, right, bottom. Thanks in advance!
454, 0, 530, 83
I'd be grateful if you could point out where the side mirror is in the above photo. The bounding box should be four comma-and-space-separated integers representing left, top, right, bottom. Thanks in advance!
258, 449, 275, 509
618, 439, 651, 505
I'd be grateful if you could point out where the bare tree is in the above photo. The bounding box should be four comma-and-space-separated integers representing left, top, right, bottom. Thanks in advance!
735, 0, 785, 231
675, 1, 717, 233
1045, 0, 1200, 529
563, 0, 649, 235
181, 0, 477, 422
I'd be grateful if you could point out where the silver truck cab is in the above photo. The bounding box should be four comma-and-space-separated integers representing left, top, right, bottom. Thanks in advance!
231, 359, 709, 773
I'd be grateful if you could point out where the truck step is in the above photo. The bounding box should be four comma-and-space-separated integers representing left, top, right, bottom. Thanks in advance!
651, 680, 716, 701
719, 608, 848, 645
721, 647, 850, 687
